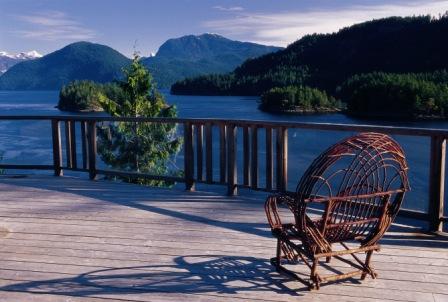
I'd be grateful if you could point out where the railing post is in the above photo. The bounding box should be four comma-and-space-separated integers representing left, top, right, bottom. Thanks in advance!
205, 122, 213, 183
87, 121, 97, 180
184, 122, 195, 191
251, 125, 258, 189
283, 128, 288, 191
81, 121, 88, 170
196, 124, 203, 181
65, 121, 72, 168
266, 127, 273, 191
227, 124, 237, 196
428, 135, 446, 232
64, 121, 77, 169
219, 124, 227, 183
243, 126, 250, 186
51, 119, 62, 176
70, 121, 77, 169
276, 127, 288, 192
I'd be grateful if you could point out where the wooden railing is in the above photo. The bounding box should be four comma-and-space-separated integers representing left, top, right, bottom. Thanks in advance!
0, 115, 446, 232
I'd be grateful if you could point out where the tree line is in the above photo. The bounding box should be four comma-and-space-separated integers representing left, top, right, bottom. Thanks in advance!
171, 15, 448, 118
172, 15, 448, 97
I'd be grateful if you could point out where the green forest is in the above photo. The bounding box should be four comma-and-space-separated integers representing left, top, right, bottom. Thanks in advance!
339, 71, 448, 118
58, 80, 124, 112
171, 15, 448, 118
260, 86, 339, 113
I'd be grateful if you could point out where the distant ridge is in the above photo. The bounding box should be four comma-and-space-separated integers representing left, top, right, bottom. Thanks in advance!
142, 33, 282, 88
0, 35, 281, 90
0, 42, 130, 90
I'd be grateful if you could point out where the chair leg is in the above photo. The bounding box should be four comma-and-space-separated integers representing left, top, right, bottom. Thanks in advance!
270, 239, 318, 290
310, 258, 320, 290
275, 238, 282, 268
361, 250, 377, 280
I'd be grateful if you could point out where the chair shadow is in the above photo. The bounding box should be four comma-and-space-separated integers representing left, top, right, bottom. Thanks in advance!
0, 255, 304, 298
1, 175, 447, 298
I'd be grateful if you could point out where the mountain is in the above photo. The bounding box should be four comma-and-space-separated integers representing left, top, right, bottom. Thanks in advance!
142, 33, 281, 88
0, 50, 42, 74
171, 16, 448, 96
0, 42, 131, 90
0, 35, 281, 90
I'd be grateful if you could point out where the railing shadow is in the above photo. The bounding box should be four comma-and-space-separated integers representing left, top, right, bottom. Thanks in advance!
0, 175, 271, 238
0, 255, 303, 297
0, 175, 445, 248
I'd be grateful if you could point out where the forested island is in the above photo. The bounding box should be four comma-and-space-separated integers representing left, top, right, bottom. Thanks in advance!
259, 86, 340, 114
171, 15, 448, 119
58, 80, 123, 112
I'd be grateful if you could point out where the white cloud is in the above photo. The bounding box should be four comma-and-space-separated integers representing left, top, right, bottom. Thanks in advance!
204, 1, 448, 46
14, 10, 96, 41
213, 6, 244, 12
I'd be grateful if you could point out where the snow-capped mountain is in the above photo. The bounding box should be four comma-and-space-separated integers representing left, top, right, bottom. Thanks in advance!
0, 50, 42, 60
0, 50, 42, 74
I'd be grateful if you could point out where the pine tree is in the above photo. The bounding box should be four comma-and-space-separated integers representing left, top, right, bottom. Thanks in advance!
97, 53, 181, 185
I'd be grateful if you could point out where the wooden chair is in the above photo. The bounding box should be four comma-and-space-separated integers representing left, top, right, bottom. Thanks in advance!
265, 132, 410, 290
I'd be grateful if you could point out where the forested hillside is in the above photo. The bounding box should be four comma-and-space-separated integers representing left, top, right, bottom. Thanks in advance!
0, 42, 131, 90
171, 16, 448, 96
143, 33, 281, 88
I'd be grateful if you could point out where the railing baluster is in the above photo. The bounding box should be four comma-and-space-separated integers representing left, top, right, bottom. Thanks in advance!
81, 121, 88, 170
51, 119, 62, 176
283, 128, 288, 191
266, 127, 273, 191
205, 122, 213, 183
219, 123, 227, 183
196, 124, 204, 181
227, 124, 237, 196
276, 127, 288, 192
184, 122, 195, 191
251, 125, 258, 189
65, 121, 73, 168
70, 121, 77, 169
87, 121, 97, 180
243, 126, 250, 186
428, 135, 446, 232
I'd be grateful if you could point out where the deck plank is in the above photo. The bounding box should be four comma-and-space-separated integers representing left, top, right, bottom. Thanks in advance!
0, 175, 447, 301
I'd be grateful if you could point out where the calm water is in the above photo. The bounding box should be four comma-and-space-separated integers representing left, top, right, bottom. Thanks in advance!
1, 90, 448, 213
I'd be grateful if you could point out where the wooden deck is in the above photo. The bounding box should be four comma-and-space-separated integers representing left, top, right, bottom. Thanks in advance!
0, 175, 446, 302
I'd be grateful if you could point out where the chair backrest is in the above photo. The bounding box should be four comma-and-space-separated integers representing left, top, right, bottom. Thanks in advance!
295, 132, 410, 246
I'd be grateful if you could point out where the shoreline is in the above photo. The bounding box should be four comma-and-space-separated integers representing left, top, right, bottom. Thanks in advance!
259, 105, 341, 115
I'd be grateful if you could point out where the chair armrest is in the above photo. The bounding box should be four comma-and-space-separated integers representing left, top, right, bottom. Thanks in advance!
264, 194, 295, 233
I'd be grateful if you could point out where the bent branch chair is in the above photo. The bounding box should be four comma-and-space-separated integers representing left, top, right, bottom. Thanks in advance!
265, 132, 410, 290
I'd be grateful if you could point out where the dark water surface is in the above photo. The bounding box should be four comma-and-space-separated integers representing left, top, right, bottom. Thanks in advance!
1, 90, 448, 213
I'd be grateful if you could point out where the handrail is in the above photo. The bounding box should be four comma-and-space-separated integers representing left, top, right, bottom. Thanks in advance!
0, 115, 446, 232
1, 115, 448, 136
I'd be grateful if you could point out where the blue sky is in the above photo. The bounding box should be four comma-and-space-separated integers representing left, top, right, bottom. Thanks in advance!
1, 0, 447, 57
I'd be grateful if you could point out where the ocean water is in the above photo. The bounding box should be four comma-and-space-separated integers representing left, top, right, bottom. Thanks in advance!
1, 90, 448, 213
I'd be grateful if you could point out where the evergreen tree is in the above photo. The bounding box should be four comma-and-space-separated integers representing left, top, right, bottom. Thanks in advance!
97, 53, 181, 185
